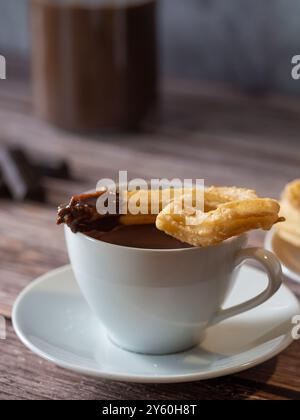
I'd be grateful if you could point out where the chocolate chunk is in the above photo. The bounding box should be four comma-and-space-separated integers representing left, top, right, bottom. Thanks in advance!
0, 169, 10, 197
34, 158, 70, 179
57, 191, 120, 233
0, 147, 45, 201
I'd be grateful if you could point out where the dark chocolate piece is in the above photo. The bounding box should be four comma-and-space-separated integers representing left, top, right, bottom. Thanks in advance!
57, 191, 120, 233
0, 147, 45, 201
34, 158, 70, 179
0, 169, 10, 197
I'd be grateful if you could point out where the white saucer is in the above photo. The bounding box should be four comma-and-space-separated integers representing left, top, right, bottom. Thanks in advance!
13, 265, 300, 384
265, 228, 300, 284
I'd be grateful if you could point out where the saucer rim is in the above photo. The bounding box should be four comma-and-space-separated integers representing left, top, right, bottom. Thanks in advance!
265, 228, 300, 284
12, 265, 298, 384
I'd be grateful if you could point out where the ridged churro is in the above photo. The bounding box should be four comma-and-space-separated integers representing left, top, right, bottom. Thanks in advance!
156, 198, 283, 247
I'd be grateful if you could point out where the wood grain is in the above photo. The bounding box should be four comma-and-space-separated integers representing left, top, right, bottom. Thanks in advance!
0, 322, 299, 400
0, 76, 300, 400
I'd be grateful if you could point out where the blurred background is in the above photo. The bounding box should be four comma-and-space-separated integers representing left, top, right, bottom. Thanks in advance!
0, 0, 298, 240
0, 0, 299, 202
0, 0, 300, 95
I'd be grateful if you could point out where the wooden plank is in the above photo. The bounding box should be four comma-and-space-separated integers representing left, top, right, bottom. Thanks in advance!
237, 341, 300, 395
0, 321, 298, 400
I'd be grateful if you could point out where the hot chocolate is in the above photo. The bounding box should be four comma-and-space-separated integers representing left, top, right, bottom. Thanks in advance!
31, 0, 158, 131
87, 224, 191, 249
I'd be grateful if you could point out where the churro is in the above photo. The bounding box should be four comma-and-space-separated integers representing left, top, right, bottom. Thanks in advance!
277, 179, 300, 247
156, 198, 283, 247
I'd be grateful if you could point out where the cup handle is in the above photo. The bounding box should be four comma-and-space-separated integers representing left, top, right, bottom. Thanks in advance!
211, 248, 283, 326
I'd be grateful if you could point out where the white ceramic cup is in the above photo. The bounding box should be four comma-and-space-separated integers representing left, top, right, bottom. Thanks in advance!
65, 226, 283, 355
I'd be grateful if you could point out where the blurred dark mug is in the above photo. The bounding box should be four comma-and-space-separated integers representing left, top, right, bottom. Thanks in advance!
31, 0, 158, 131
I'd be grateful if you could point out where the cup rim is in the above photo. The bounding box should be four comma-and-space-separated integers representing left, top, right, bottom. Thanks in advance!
66, 226, 247, 254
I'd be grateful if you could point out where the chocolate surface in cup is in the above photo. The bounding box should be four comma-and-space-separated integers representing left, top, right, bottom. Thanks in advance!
31, 0, 158, 131
86, 224, 192, 249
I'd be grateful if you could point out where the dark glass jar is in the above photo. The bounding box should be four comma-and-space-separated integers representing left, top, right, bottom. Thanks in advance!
31, 0, 158, 131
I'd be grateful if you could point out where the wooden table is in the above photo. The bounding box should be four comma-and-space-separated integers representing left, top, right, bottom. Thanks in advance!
0, 75, 300, 400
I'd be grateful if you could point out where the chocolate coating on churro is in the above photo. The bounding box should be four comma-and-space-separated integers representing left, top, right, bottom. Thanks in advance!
57, 191, 120, 233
